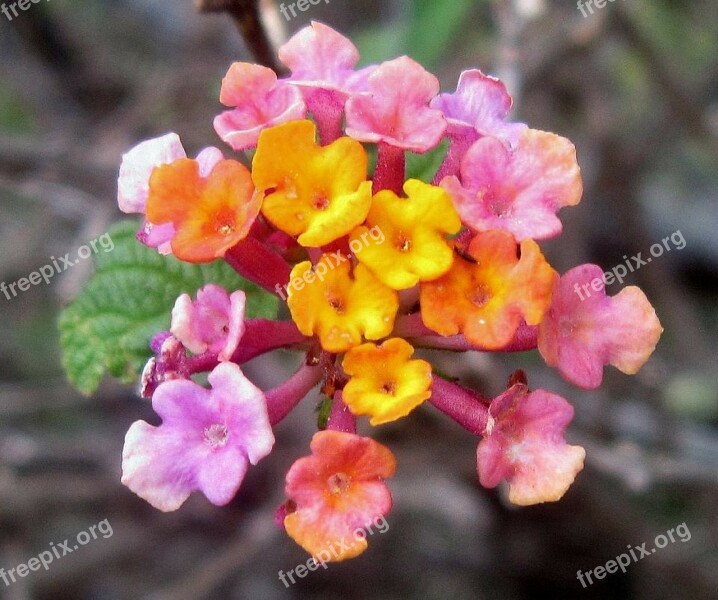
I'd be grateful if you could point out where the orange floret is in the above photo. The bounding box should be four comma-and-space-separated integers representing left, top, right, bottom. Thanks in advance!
283, 430, 396, 561
420, 230, 556, 349
252, 120, 372, 247
146, 158, 260, 262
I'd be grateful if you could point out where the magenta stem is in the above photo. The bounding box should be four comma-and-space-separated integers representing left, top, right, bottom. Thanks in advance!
429, 376, 489, 436
326, 392, 357, 434
224, 236, 292, 295
391, 312, 436, 338
266, 362, 324, 425
185, 320, 308, 374
412, 323, 539, 353
432, 130, 479, 184
310, 92, 345, 145
372, 142, 405, 195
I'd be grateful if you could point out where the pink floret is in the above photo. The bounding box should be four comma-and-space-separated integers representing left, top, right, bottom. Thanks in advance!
345, 56, 446, 152
538, 264, 663, 389
170, 284, 246, 362
442, 128, 582, 241
214, 62, 306, 152
477, 383, 585, 506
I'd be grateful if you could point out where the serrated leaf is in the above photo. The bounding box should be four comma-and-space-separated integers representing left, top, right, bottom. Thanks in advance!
59, 220, 279, 395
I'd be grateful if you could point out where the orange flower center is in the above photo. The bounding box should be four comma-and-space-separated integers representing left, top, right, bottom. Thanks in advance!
312, 194, 330, 210
469, 284, 492, 308
327, 472, 352, 495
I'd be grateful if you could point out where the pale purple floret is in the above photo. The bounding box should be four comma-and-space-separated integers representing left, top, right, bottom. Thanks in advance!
431, 69, 527, 148
431, 70, 527, 182
122, 362, 275, 511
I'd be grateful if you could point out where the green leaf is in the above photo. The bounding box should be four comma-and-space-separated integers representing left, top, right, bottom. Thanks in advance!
58, 220, 279, 395
405, 139, 449, 183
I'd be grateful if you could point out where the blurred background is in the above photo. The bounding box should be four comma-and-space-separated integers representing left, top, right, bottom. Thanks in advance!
0, 0, 717, 598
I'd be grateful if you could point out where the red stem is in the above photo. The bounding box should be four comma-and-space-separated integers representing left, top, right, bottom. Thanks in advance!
372, 142, 405, 195
429, 376, 489, 436
224, 236, 292, 295
412, 323, 539, 353
266, 362, 324, 425
432, 130, 479, 184
326, 391, 357, 434
391, 312, 436, 337
185, 319, 308, 374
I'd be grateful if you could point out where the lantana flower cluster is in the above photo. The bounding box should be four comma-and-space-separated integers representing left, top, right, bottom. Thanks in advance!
117, 22, 662, 562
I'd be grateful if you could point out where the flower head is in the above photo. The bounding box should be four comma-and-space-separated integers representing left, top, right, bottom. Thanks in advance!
122, 362, 274, 511
342, 338, 432, 425
350, 179, 461, 289
252, 120, 372, 247
345, 56, 446, 152
170, 284, 246, 361
214, 62, 306, 152
477, 383, 585, 505
287, 254, 399, 353
420, 230, 556, 349
145, 153, 261, 262
538, 264, 663, 389
283, 430, 395, 561
441, 129, 582, 241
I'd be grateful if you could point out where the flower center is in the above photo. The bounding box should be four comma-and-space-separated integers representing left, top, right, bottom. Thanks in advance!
326, 293, 346, 315
381, 381, 396, 395
469, 284, 492, 308
312, 194, 330, 211
204, 423, 229, 448
327, 472, 351, 495
483, 187, 512, 218
395, 233, 411, 252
